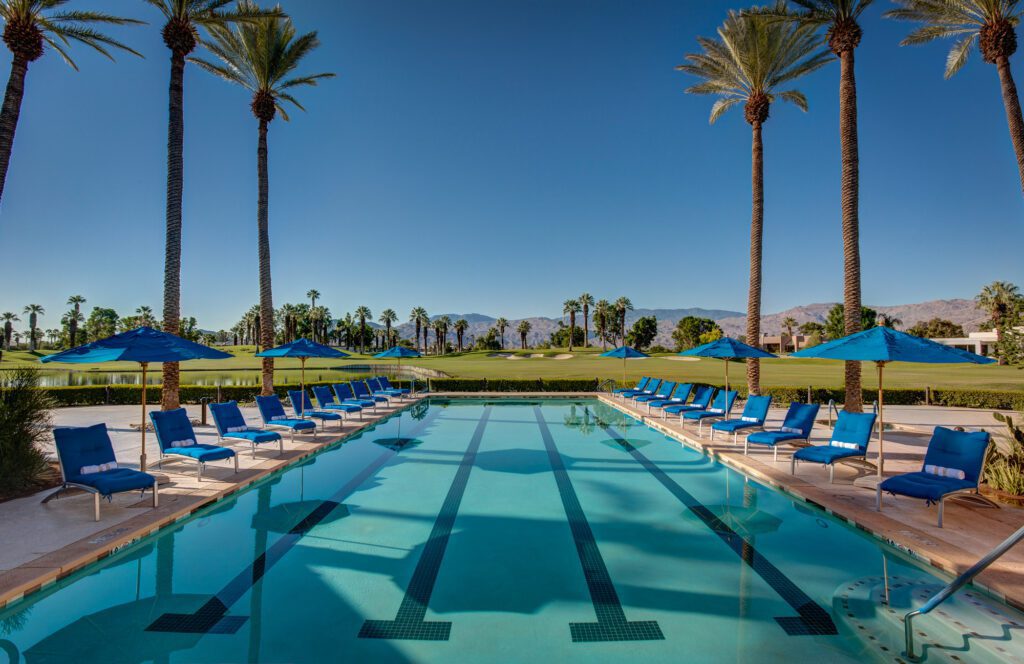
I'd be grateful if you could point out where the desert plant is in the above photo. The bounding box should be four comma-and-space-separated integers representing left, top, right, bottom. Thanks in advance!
986, 412, 1024, 496
0, 367, 53, 497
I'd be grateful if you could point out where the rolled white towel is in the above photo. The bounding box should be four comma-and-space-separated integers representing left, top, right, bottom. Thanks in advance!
741, 416, 759, 423
830, 440, 859, 450
226, 425, 252, 433
80, 461, 117, 475
170, 438, 196, 448
271, 415, 287, 421
780, 426, 802, 434
924, 464, 965, 480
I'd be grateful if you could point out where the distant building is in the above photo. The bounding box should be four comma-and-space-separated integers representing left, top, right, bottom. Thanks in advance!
759, 333, 806, 354
929, 328, 1018, 357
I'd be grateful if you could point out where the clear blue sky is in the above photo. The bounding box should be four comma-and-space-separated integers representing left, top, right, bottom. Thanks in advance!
0, 0, 1021, 332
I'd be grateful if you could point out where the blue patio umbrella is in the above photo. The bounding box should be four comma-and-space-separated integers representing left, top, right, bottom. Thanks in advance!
680, 337, 777, 397
41, 326, 232, 471
256, 338, 350, 399
375, 346, 422, 390
791, 326, 994, 477
600, 345, 649, 384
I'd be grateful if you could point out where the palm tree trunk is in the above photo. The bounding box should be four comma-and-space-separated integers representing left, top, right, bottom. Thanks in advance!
840, 48, 863, 413
161, 51, 186, 410
583, 305, 589, 348
0, 56, 30, 210
257, 119, 275, 396
996, 56, 1024, 194
746, 121, 764, 396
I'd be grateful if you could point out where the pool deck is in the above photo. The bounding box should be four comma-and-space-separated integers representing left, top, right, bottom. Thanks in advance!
595, 394, 1024, 612
0, 395, 427, 610
2, 393, 1023, 615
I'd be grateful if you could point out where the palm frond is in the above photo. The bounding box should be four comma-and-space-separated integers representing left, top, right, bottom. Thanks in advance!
945, 33, 978, 77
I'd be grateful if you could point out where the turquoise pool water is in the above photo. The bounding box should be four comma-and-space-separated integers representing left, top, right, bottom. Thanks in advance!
0, 399, 1006, 662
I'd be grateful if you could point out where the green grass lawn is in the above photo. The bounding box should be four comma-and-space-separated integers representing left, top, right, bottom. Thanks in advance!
4, 345, 1024, 391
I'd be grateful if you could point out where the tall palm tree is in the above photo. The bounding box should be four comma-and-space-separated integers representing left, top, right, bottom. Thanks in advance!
146, 1, 278, 408
494, 317, 509, 349
781, 315, 798, 351
22, 302, 42, 350
594, 299, 611, 350
614, 296, 632, 345
454, 318, 469, 351
977, 280, 1022, 363
680, 3, 830, 395
517, 320, 532, 349
887, 1, 1024, 194
1, 311, 17, 350
562, 300, 580, 352
379, 308, 398, 347
194, 1, 332, 395
0, 1, 141, 212
756, 0, 872, 410
66, 294, 85, 345
578, 293, 594, 348
355, 305, 371, 354
306, 288, 320, 309
409, 307, 425, 352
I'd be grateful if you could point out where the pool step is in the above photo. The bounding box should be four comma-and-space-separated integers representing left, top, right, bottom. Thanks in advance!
834, 575, 1024, 664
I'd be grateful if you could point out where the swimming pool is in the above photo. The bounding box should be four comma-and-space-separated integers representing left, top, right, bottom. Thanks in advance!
1, 399, 1019, 662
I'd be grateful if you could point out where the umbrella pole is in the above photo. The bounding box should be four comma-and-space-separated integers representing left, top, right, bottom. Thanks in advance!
725, 359, 729, 395
877, 361, 885, 478
140, 362, 148, 472
622, 357, 626, 386
301, 357, 306, 414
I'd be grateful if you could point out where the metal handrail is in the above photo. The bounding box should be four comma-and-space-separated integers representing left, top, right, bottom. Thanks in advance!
828, 399, 840, 427
904, 523, 1024, 660
598, 379, 618, 393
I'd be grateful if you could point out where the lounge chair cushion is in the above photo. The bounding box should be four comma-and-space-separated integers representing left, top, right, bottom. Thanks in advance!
712, 419, 761, 433
224, 429, 282, 444
792, 445, 864, 465
663, 404, 703, 414
683, 410, 724, 421
746, 431, 806, 447
323, 403, 362, 413
164, 443, 236, 463
270, 418, 317, 431
303, 410, 342, 421
73, 468, 155, 497
879, 472, 975, 503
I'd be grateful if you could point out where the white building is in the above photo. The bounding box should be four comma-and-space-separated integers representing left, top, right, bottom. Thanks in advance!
931, 328, 1022, 357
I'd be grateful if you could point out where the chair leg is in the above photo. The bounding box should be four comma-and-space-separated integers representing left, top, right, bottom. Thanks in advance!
744, 439, 749, 455
198, 462, 203, 482
938, 499, 944, 528
279, 438, 284, 456
773, 446, 778, 462
709, 428, 715, 441
94, 492, 100, 522
829, 464, 835, 484
790, 457, 796, 475
153, 481, 159, 508
252, 442, 257, 458
234, 454, 239, 473
875, 485, 882, 512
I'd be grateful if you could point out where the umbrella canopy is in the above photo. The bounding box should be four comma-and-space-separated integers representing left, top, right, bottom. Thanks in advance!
599, 346, 649, 385
40, 327, 231, 471
791, 327, 994, 478
679, 337, 777, 396
256, 338, 350, 400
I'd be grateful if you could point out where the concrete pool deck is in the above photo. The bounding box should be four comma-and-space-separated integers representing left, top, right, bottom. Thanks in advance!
1, 394, 1023, 615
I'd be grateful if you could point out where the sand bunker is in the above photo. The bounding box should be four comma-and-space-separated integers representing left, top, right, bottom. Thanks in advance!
507, 355, 526, 360
551, 354, 573, 360
529, 354, 545, 358
667, 356, 699, 361
488, 353, 513, 358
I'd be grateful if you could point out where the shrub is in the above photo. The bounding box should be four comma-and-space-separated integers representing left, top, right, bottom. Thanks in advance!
0, 368, 54, 497
986, 413, 1024, 496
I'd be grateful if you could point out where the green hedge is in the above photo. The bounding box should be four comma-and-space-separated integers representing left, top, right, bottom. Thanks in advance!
39, 379, 419, 407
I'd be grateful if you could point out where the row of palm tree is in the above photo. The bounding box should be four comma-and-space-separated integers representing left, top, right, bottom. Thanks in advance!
560, 295, 634, 351
680, 0, 1024, 407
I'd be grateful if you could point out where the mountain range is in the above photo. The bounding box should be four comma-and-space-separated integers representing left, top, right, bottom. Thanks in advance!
384, 299, 985, 347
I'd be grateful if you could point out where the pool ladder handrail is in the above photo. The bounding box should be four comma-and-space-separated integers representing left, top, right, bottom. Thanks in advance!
598, 378, 618, 393
904, 522, 1024, 660
826, 399, 877, 428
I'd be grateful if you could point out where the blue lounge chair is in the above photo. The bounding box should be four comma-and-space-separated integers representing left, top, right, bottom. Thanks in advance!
613, 376, 650, 398
377, 376, 410, 396
333, 382, 377, 409
682, 389, 738, 436
877, 427, 996, 527
625, 378, 662, 402
647, 383, 694, 414
635, 381, 677, 407
710, 395, 773, 442
312, 385, 363, 418
210, 400, 284, 457
352, 380, 389, 405
53, 423, 157, 521
367, 377, 399, 401
791, 411, 877, 483
150, 408, 237, 480
256, 395, 318, 441
662, 385, 715, 418
288, 390, 343, 431
744, 402, 820, 461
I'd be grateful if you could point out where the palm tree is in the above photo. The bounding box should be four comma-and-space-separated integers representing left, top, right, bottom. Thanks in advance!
194, 1, 333, 395
579, 293, 594, 348
136, 305, 156, 327
22, 303, 42, 351
409, 307, 426, 352
757, 0, 872, 410
1, 311, 17, 350
887, 1, 1024, 194
306, 288, 320, 309
594, 299, 611, 350
355, 306, 371, 354
379, 308, 398, 347
0, 1, 141, 211
680, 3, 830, 396
66, 294, 85, 345
454, 318, 469, 351
435, 315, 451, 355
977, 280, 1022, 364
146, 1, 278, 408
494, 317, 509, 349
517, 320, 532, 349
875, 313, 902, 329
562, 300, 580, 351
614, 296, 633, 345
781, 315, 798, 351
